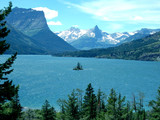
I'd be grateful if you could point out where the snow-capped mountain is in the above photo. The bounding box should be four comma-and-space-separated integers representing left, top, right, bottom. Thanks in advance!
56, 25, 160, 50
56, 27, 87, 43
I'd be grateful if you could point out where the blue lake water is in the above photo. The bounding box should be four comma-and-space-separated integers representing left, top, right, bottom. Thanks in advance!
1, 55, 160, 110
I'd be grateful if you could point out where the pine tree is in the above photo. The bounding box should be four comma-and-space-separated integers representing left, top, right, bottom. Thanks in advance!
137, 92, 145, 120
57, 99, 66, 120
76, 88, 83, 116
96, 89, 106, 120
117, 93, 126, 120
131, 93, 146, 120
65, 90, 79, 120
83, 83, 97, 120
106, 88, 117, 120
73, 62, 83, 70
124, 101, 133, 120
42, 100, 56, 120
0, 2, 20, 119
149, 87, 160, 119
25, 109, 35, 120
9, 87, 22, 120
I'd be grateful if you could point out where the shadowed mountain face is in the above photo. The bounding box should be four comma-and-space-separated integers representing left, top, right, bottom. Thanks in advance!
91, 25, 103, 39
6, 7, 76, 54
5, 24, 47, 54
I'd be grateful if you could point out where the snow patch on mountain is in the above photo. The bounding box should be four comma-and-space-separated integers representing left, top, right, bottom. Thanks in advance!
56, 27, 87, 43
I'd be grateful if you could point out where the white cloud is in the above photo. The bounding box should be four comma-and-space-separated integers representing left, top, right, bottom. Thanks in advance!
110, 24, 123, 30
47, 21, 62, 25
133, 16, 143, 21
72, 25, 79, 28
65, 0, 160, 23
32, 7, 58, 20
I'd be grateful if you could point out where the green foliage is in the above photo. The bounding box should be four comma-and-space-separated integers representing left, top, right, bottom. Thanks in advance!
149, 87, 160, 119
106, 89, 134, 120
19, 109, 43, 120
82, 83, 97, 120
76, 88, 83, 115
8, 88, 22, 119
65, 90, 79, 120
0, 2, 12, 54
57, 99, 66, 120
96, 89, 106, 120
41, 100, 56, 120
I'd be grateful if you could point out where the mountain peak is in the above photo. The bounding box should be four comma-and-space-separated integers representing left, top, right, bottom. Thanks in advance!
91, 25, 102, 38
93, 25, 100, 31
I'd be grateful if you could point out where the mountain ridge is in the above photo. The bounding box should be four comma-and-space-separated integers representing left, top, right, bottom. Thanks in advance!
57, 26, 160, 50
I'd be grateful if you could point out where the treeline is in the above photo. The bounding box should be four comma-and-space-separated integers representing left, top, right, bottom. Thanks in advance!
18, 83, 160, 120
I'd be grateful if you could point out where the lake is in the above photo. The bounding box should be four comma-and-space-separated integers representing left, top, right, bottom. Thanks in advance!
1, 55, 160, 110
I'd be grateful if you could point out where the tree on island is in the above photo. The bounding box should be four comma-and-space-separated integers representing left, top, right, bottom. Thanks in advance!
0, 2, 21, 119
73, 62, 83, 70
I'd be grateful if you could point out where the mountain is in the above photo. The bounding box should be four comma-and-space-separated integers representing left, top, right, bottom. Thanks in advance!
119, 28, 160, 44
6, 7, 76, 54
57, 25, 130, 50
55, 27, 87, 43
70, 26, 113, 50
5, 23, 47, 54
56, 31, 160, 61
57, 26, 160, 50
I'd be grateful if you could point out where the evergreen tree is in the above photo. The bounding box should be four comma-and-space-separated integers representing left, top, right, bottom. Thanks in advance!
137, 92, 145, 120
0, 2, 20, 119
22, 109, 35, 120
106, 88, 117, 120
96, 89, 106, 120
57, 99, 66, 120
73, 62, 83, 70
83, 83, 97, 120
123, 101, 133, 120
149, 87, 160, 119
106, 89, 126, 120
20, 109, 43, 120
42, 100, 56, 120
9, 88, 22, 120
65, 90, 79, 120
117, 93, 126, 120
132, 94, 137, 113
76, 88, 83, 116
131, 93, 146, 120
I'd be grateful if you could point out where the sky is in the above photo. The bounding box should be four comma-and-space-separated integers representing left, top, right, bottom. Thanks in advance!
1, 0, 160, 33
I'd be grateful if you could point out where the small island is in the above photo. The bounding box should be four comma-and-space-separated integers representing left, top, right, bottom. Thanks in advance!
73, 62, 83, 70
